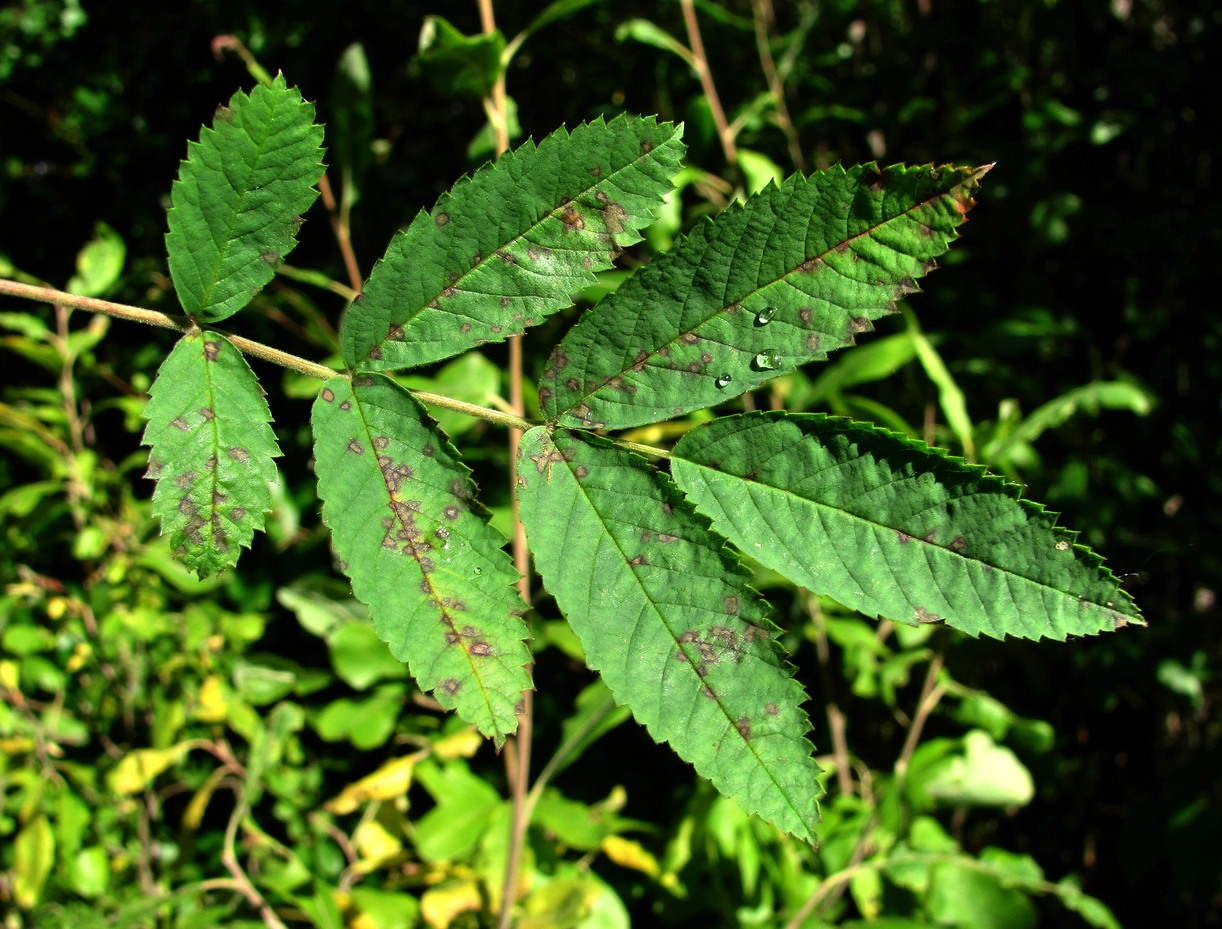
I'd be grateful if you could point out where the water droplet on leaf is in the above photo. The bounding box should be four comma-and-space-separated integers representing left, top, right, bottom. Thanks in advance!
715, 373, 734, 388
753, 350, 781, 370
755, 306, 777, 326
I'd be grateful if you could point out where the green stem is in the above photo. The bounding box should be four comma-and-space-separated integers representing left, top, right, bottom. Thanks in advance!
0, 279, 673, 462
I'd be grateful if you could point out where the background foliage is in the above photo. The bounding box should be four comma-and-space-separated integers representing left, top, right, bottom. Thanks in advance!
1, 1, 1218, 926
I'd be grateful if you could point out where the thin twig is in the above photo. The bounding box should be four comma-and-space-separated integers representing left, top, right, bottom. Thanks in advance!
806, 595, 854, 796
477, 1, 532, 924
895, 650, 946, 782
316, 172, 364, 294
679, 0, 737, 170
751, 0, 806, 172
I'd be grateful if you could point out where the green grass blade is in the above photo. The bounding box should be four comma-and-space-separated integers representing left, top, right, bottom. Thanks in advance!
671, 412, 1143, 641
165, 74, 325, 322
517, 426, 822, 842
541, 163, 988, 429
311, 374, 530, 744
341, 116, 684, 371
142, 331, 281, 576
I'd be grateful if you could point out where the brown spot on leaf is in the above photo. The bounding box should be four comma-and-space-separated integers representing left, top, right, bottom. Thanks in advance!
171, 416, 191, 431
914, 606, 944, 625
321, 387, 335, 402
897, 530, 912, 544
735, 717, 752, 739
469, 641, 494, 657
440, 678, 461, 695
260, 251, 279, 267
435, 211, 450, 226
204, 340, 221, 361
387, 324, 405, 341
231, 506, 246, 523
175, 470, 196, 490
724, 595, 740, 616
347, 439, 364, 455
559, 202, 585, 232
765, 702, 779, 716
628, 554, 647, 568
573, 465, 589, 479
657, 532, 679, 543
848, 317, 873, 334
680, 331, 700, 345
339, 400, 352, 411
950, 536, 967, 553
444, 505, 461, 521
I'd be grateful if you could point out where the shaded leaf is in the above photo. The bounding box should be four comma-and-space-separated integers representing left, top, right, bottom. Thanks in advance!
165, 74, 325, 322
416, 15, 505, 99
142, 330, 281, 577
311, 374, 530, 744
541, 163, 988, 429
671, 412, 1143, 640
516, 426, 821, 842
341, 116, 684, 371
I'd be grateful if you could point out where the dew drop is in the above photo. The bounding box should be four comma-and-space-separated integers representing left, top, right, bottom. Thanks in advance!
755, 306, 777, 326
753, 350, 781, 370
715, 373, 734, 388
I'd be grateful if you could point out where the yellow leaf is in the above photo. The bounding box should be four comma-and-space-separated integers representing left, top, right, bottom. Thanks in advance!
0, 659, 19, 689
600, 835, 660, 878
433, 726, 483, 760
353, 819, 403, 873
13, 814, 55, 909
195, 675, 229, 723
326, 751, 425, 815
421, 880, 482, 929
108, 744, 190, 795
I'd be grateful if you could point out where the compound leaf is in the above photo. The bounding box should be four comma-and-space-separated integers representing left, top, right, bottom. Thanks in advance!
516, 426, 822, 842
142, 330, 280, 577
541, 163, 988, 429
341, 116, 684, 371
671, 412, 1143, 640
311, 374, 530, 744
166, 74, 325, 322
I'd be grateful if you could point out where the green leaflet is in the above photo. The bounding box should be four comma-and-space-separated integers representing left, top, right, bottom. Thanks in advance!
142, 330, 281, 577
516, 426, 822, 842
671, 412, 1144, 640
165, 74, 325, 322
540, 163, 988, 429
341, 116, 685, 371
311, 374, 530, 745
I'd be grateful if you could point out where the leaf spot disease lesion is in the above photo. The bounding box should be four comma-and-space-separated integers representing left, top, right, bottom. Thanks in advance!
346, 439, 365, 455
227, 447, 250, 463
435, 211, 451, 226
171, 416, 191, 431
203, 340, 221, 362
735, 716, 752, 740
914, 606, 944, 625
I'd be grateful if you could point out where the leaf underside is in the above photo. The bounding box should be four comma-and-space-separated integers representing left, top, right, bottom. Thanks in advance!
516, 426, 822, 842
142, 330, 281, 577
671, 412, 1143, 641
165, 73, 325, 322
540, 162, 988, 430
311, 374, 531, 745
341, 115, 685, 371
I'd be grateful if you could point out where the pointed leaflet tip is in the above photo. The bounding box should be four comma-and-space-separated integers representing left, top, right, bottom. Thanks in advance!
541, 163, 986, 430
311, 374, 531, 745
671, 412, 1142, 641
165, 77, 325, 322
340, 115, 685, 372
516, 426, 822, 841
142, 330, 281, 577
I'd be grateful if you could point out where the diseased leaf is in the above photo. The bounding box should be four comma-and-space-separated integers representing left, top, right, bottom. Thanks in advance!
341, 116, 684, 371
165, 73, 325, 322
541, 163, 988, 429
516, 426, 822, 842
671, 412, 1143, 640
142, 330, 281, 577
311, 374, 530, 745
